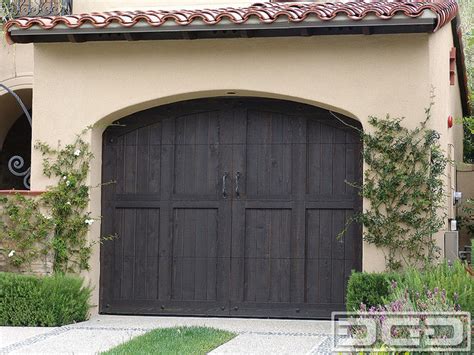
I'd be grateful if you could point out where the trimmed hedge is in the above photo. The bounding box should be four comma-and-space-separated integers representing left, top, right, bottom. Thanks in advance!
0, 272, 91, 326
346, 271, 400, 311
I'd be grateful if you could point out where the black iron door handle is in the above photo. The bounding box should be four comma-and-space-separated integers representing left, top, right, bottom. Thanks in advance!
235, 171, 241, 198
222, 172, 228, 198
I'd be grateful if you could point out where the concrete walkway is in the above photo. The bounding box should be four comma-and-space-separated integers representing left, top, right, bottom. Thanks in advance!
0, 315, 335, 354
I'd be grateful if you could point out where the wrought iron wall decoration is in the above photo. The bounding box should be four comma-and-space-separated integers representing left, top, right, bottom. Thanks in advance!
1, 0, 72, 21
0, 84, 32, 189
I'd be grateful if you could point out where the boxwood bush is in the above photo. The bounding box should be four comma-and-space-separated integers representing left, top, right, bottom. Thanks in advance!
346, 271, 401, 311
0, 272, 91, 326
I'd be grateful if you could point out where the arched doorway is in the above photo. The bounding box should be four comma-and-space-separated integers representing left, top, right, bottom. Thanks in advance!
100, 97, 362, 318
0, 88, 32, 190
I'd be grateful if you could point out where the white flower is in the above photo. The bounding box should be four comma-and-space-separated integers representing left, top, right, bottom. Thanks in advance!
66, 201, 71, 206
44, 215, 52, 220
85, 219, 95, 226
63, 176, 67, 180
74, 149, 81, 157
66, 181, 71, 186
8, 250, 15, 258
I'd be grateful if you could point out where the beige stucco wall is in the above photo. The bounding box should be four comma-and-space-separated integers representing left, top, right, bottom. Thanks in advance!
30, 28, 464, 312
0, 38, 33, 87
427, 24, 466, 255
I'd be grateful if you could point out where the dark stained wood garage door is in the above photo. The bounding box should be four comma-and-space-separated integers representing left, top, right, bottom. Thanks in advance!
100, 98, 362, 319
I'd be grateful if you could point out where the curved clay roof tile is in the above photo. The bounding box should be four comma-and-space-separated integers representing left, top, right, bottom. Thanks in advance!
3, 1, 459, 36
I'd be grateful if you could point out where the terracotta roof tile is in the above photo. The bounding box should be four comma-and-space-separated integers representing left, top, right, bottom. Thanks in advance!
4, 1, 459, 35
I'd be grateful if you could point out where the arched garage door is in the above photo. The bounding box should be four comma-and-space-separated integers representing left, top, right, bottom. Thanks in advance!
100, 98, 362, 318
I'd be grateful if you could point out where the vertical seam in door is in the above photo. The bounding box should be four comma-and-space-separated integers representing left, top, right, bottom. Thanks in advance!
170, 208, 175, 300
228, 106, 235, 310
145, 129, 150, 299
267, 210, 272, 303
304, 208, 308, 304
132, 132, 141, 299
144, 209, 149, 299
134, 129, 138, 194
119, 209, 123, 300
134, 209, 138, 299
181, 208, 186, 300
205, 209, 209, 301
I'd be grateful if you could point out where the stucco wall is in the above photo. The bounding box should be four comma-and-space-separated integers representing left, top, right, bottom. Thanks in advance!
0, 38, 33, 86
427, 24, 466, 256
31, 29, 464, 312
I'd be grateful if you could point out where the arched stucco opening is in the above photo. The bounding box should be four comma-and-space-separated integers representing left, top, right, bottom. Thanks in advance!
97, 96, 363, 318
77, 93, 368, 315
0, 88, 32, 189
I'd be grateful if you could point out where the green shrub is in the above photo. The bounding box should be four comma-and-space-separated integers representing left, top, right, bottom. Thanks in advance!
346, 271, 401, 311
0, 272, 91, 326
395, 261, 474, 316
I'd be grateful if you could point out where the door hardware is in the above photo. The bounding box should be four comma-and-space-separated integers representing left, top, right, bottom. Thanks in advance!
235, 171, 241, 198
222, 172, 229, 198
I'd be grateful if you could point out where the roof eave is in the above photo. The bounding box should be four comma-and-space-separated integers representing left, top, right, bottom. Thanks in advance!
7, 15, 437, 44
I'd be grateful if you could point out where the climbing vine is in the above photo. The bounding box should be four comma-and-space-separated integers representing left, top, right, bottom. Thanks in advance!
35, 129, 96, 274
0, 194, 53, 271
354, 100, 448, 271
0, 129, 104, 274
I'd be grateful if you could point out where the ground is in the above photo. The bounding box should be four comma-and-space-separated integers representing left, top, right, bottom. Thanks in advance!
0, 315, 334, 354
